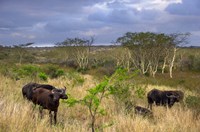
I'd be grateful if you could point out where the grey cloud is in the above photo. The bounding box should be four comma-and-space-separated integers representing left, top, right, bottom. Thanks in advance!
0, 0, 200, 46
88, 0, 160, 25
88, 12, 109, 23
157, 16, 200, 34
108, 9, 139, 24
166, 0, 200, 16
88, 2, 140, 24
140, 9, 160, 21
88, 8, 159, 25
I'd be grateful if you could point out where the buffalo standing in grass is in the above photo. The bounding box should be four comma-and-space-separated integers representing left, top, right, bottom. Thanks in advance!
22, 83, 40, 100
147, 89, 184, 110
32, 87, 68, 125
22, 82, 64, 100
167, 90, 184, 102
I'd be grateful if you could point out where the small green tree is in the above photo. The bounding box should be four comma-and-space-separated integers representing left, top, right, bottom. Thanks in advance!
66, 68, 134, 132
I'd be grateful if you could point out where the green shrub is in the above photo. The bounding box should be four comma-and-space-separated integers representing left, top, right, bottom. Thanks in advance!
13, 64, 40, 80
55, 69, 65, 77
42, 64, 58, 78
65, 68, 132, 132
185, 95, 200, 115
42, 64, 65, 78
134, 85, 146, 99
0, 64, 18, 80
110, 84, 131, 105
38, 72, 48, 81
109, 68, 141, 112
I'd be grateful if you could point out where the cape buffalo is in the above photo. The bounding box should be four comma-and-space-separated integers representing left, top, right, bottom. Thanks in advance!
22, 82, 65, 100
32, 87, 68, 125
134, 106, 153, 117
22, 83, 41, 100
147, 88, 184, 110
125, 101, 153, 117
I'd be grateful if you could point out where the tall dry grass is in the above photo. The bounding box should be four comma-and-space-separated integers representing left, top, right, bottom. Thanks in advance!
0, 75, 199, 132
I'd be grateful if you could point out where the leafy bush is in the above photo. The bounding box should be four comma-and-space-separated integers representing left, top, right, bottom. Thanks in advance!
1, 64, 66, 81
134, 85, 146, 99
42, 64, 65, 78
65, 68, 138, 131
55, 69, 65, 77
38, 72, 48, 81
110, 85, 131, 104
0, 64, 19, 80
66, 73, 111, 132
185, 95, 200, 115
110, 69, 141, 112
13, 64, 40, 80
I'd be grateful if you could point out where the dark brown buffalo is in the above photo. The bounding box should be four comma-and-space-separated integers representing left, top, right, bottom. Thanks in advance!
125, 101, 153, 117
134, 106, 153, 117
167, 90, 184, 102
22, 82, 64, 100
147, 89, 184, 110
22, 83, 40, 100
32, 87, 68, 125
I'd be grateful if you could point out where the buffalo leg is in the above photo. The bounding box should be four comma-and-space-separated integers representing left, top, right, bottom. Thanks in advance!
148, 103, 152, 110
49, 111, 53, 125
54, 111, 57, 125
39, 106, 43, 119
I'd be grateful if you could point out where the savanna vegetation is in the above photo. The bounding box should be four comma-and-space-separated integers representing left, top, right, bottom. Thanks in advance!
0, 32, 200, 132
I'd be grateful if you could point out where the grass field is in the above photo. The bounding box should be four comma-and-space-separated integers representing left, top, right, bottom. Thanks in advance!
0, 73, 200, 132
0, 46, 199, 131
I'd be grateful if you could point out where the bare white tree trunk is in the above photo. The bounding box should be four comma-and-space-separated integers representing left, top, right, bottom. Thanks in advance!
112, 47, 132, 71
169, 47, 177, 78
126, 48, 131, 71
75, 47, 90, 70
140, 61, 150, 74
150, 61, 159, 78
122, 48, 131, 71
162, 56, 167, 74
17, 50, 24, 65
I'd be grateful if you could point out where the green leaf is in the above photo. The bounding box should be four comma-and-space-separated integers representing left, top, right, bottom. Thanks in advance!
98, 108, 106, 115
93, 96, 100, 108
88, 87, 98, 95
65, 98, 79, 107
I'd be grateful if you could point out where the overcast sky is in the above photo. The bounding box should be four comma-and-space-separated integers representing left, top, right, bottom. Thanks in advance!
0, 0, 200, 46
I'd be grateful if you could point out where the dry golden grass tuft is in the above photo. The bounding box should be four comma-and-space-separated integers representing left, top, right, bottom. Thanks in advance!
0, 75, 199, 132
